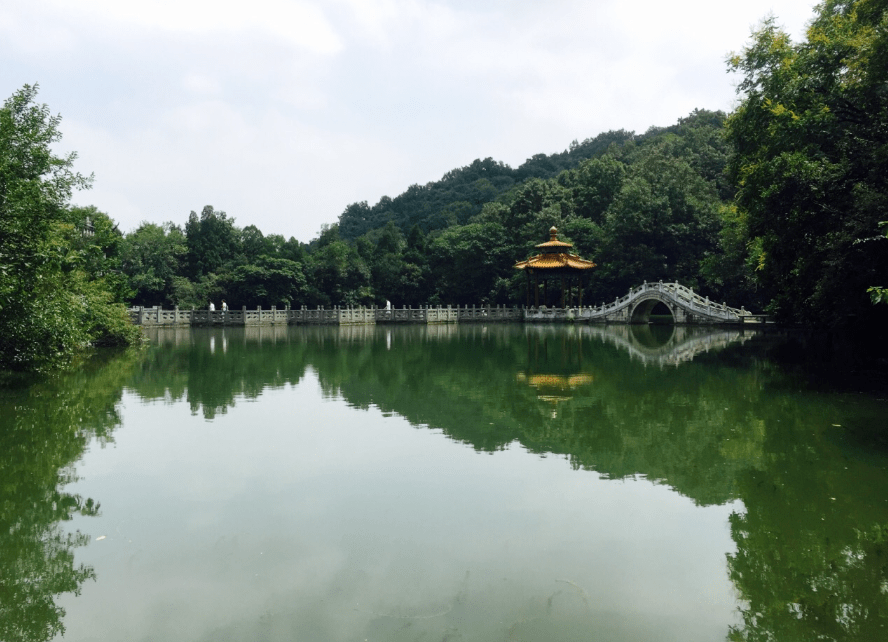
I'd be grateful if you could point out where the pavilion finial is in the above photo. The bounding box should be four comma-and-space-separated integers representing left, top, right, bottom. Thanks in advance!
549, 226, 558, 242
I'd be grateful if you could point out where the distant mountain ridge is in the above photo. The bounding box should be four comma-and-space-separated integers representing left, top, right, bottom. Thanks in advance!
337, 128, 638, 240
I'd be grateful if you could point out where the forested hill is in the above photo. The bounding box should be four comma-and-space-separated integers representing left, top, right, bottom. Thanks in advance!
338, 126, 661, 240
337, 128, 634, 240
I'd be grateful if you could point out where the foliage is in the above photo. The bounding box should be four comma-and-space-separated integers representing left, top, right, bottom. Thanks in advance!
223, 256, 307, 308
427, 222, 512, 304
866, 221, 888, 303
184, 205, 241, 279
726, 0, 888, 326
303, 225, 373, 306
336, 130, 637, 241
66, 206, 131, 303
0, 85, 141, 372
119, 222, 188, 306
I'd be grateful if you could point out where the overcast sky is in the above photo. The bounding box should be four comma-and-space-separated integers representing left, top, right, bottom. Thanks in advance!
2, 0, 818, 242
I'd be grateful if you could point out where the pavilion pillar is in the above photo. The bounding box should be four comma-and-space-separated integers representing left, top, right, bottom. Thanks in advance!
579, 274, 584, 307
525, 270, 531, 307
560, 276, 566, 308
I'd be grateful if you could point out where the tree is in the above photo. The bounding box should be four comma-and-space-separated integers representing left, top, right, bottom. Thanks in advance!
565, 156, 626, 224
65, 206, 130, 304
224, 256, 307, 308
184, 205, 240, 279
119, 222, 188, 307
597, 146, 721, 296
427, 222, 511, 304
240, 224, 267, 263
726, 1, 888, 326
0, 85, 140, 372
867, 222, 888, 304
305, 232, 373, 307
369, 221, 407, 305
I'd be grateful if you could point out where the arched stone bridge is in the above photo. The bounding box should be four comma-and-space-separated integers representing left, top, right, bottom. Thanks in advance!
524, 281, 764, 325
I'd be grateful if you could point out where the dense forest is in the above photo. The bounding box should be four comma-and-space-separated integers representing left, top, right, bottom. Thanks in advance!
1, 0, 886, 372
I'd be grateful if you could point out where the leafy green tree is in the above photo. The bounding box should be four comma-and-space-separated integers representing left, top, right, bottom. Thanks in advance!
280, 236, 306, 263
867, 222, 888, 304
184, 205, 241, 279
65, 206, 130, 304
305, 226, 373, 306
119, 222, 188, 307
596, 146, 721, 296
427, 222, 511, 304
700, 204, 765, 311
240, 224, 267, 263
370, 221, 407, 305
0, 85, 140, 372
223, 256, 307, 308
726, 1, 888, 326
564, 156, 626, 223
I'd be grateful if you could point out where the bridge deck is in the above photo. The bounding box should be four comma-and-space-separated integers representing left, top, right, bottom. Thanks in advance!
130, 283, 765, 327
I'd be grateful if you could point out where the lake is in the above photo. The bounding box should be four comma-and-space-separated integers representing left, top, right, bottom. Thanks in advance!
2, 323, 887, 642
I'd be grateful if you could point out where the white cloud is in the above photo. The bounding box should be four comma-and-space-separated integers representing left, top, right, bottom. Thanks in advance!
58, 0, 345, 54
4, 0, 821, 241
181, 74, 223, 97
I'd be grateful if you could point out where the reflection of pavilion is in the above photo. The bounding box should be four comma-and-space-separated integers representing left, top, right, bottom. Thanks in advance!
516, 372, 594, 417
513, 227, 596, 307
519, 327, 595, 416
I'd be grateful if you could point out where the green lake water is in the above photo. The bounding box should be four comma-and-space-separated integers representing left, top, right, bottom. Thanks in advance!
2, 324, 887, 642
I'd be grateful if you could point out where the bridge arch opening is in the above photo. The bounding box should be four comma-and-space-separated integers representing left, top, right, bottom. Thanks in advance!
630, 298, 675, 324
629, 323, 676, 348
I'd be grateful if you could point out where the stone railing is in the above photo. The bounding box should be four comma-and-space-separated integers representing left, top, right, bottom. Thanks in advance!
130, 306, 292, 326
128, 304, 521, 327
128, 286, 764, 328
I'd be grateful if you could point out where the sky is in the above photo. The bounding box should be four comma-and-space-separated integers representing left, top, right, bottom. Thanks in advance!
1, 0, 819, 243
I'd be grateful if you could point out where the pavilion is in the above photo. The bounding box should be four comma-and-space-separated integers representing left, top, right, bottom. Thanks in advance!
513, 226, 597, 307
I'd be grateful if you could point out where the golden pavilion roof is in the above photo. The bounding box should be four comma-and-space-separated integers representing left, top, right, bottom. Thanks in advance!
513, 226, 597, 271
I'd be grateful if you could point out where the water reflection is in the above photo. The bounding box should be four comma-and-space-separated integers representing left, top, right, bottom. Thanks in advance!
133, 323, 888, 639
3, 325, 888, 641
0, 351, 140, 642
586, 324, 754, 367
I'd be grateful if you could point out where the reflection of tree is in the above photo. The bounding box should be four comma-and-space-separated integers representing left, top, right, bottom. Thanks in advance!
727, 413, 888, 641
135, 327, 309, 419
0, 350, 137, 642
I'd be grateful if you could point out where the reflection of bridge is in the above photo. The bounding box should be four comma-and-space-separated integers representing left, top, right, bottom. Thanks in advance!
521, 323, 755, 367
524, 281, 767, 325
145, 320, 757, 369
579, 324, 754, 368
